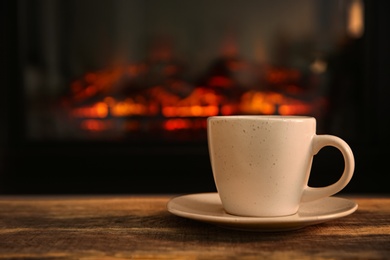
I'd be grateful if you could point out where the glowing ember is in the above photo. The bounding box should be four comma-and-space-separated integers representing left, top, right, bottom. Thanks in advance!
62, 62, 326, 136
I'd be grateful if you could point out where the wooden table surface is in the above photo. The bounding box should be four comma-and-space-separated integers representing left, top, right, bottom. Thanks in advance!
0, 194, 389, 259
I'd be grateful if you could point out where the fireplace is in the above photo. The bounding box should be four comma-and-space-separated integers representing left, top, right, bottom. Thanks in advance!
61, 59, 327, 142
1, 0, 389, 194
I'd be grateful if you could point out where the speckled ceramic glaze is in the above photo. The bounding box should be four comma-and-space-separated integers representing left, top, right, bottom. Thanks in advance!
207, 115, 355, 217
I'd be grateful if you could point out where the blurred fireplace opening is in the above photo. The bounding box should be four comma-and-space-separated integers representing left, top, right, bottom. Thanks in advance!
3, 0, 389, 194
20, 0, 363, 142
60, 53, 328, 142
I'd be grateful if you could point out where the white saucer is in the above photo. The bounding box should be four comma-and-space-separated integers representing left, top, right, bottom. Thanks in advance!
167, 193, 358, 232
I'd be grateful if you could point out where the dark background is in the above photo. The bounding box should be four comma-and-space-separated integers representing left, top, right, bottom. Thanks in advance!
1, 0, 389, 195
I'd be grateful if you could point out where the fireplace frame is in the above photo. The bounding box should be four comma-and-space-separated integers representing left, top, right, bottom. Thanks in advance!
1, 0, 389, 194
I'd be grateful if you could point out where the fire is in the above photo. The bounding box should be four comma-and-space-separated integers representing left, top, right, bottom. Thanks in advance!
240, 90, 315, 115
111, 98, 152, 117
159, 88, 220, 117
164, 119, 206, 131
63, 63, 326, 134
72, 102, 108, 118
81, 119, 112, 131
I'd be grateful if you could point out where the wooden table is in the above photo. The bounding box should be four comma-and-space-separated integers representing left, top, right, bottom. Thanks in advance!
0, 194, 389, 259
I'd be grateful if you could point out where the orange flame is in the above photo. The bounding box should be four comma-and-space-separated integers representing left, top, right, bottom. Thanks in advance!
66, 65, 324, 133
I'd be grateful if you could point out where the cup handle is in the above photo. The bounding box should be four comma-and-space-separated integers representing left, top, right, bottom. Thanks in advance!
301, 135, 355, 203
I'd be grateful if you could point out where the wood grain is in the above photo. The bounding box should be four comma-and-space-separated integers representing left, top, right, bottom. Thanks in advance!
0, 195, 389, 259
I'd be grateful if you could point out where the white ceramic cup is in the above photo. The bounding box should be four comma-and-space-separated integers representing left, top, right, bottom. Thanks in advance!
207, 115, 355, 217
